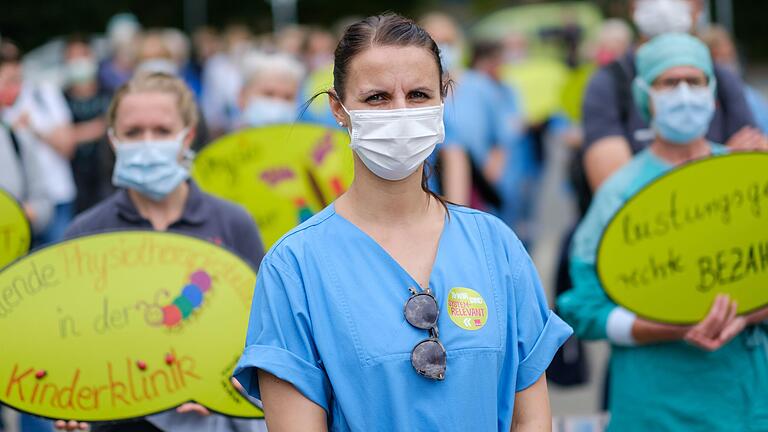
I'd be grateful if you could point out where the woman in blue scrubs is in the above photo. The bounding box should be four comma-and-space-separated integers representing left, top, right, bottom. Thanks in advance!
234, 14, 572, 431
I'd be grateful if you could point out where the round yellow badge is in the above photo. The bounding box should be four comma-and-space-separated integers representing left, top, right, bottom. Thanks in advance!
446, 287, 488, 331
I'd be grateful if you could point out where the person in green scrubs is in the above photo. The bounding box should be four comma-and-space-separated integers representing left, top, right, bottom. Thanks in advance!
558, 33, 768, 431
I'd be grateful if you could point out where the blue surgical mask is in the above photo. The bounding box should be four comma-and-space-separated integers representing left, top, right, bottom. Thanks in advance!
111, 129, 190, 201
643, 80, 715, 144
241, 97, 296, 127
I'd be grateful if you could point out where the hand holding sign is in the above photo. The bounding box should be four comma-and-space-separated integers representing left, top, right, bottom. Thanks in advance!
0, 231, 262, 421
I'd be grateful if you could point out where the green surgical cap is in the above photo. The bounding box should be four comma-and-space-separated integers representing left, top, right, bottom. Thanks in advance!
632, 32, 716, 123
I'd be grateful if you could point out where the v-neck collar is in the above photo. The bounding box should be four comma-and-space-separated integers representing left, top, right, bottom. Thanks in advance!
330, 202, 450, 291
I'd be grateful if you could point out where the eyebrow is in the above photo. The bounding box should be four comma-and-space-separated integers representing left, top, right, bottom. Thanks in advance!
356, 86, 436, 98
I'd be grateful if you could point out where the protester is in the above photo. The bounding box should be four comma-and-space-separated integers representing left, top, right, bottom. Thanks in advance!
0, 40, 54, 235
98, 13, 140, 92
233, 14, 572, 431
0, 39, 76, 245
61, 34, 114, 214
190, 26, 222, 96
55, 72, 266, 432
581, 0, 763, 193
592, 19, 633, 67
302, 27, 335, 73
0, 35, 56, 432
295, 26, 340, 129
201, 24, 253, 136
700, 24, 768, 134
558, 33, 768, 431
237, 52, 304, 128
447, 39, 531, 238
134, 30, 179, 76
420, 12, 472, 205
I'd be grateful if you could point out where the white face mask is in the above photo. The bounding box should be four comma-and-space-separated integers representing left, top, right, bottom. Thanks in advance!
242, 97, 296, 127
343, 104, 445, 181
633, 0, 693, 38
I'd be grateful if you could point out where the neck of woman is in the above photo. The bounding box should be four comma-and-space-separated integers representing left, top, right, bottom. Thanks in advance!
650, 136, 711, 166
337, 159, 438, 227
128, 182, 189, 231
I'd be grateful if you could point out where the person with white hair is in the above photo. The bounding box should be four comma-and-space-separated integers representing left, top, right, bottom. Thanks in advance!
99, 13, 141, 92
201, 24, 254, 136
237, 51, 305, 128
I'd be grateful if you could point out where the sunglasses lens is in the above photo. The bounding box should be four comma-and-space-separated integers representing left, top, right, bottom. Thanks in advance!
411, 339, 446, 380
405, 293, 439, 329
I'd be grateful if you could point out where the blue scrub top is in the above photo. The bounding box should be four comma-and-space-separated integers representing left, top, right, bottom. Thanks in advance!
235, 204, 572, 431
446, 71, 532, 227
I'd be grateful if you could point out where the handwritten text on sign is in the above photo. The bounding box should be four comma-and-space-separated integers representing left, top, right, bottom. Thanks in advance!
597, 153, 768, 324
191, 123, 353, 248
0, 231, 262, 421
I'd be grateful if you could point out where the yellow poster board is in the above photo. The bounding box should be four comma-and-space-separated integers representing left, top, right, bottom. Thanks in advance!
0, 231, 262, 421
597, 153, 768, 324
192, 123, 353, 248
0, 188, 31, 269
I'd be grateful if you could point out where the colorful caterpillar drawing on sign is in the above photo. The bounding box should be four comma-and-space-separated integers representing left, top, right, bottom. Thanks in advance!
161, 270, 212, 327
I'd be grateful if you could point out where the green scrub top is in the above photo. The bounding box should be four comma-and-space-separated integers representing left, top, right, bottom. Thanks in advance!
558, 144, 768, 431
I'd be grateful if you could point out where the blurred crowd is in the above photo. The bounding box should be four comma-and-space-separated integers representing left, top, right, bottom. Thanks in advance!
3, 2, 766, 251
2, 0, 768, 430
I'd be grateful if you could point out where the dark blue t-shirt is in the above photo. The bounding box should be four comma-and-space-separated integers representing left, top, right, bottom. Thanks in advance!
582, 51, 755, 153
63, 181, 264, 270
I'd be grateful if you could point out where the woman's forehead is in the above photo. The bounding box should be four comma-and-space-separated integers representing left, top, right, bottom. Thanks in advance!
346, 45, 440, 91
116, 92, 182, 126
657, 65, 707, 79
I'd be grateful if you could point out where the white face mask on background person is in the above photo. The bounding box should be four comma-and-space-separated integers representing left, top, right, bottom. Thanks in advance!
65, 58, 98, 85
343, 104, 445, 181
135, 58, 179, 76
633, 0, 693, 38
242, 97, 296, 127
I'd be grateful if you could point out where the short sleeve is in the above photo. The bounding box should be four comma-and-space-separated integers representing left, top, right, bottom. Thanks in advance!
712, 64, 756, 137
582, 67, 625, 149
28, 83, 72, 134
233, 255, 332, 412
509, 239, 573, 392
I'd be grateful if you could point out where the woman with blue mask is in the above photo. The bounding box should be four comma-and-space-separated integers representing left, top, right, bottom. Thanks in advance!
558, 33, 768, 431
55, 72, 266, 432
233, 14, 572, 431
237, 52, 304, 129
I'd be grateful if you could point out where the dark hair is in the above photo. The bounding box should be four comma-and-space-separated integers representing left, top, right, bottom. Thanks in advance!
0, 39, 21, 69
319, 13, 451, 210
470, 40, 503, 68
332, 13, 449, 101
65, 33, 92, 47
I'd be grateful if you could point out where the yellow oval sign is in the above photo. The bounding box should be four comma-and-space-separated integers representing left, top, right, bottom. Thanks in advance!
0, 187, 31, 268
0, 231, 262, 421
191, 123, 353, 248
597, 153, 768, 324
446, 287, 488, 331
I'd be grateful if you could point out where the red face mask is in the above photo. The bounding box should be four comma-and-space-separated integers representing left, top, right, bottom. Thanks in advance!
0, 84, 21, 107
595, 49, 618, 67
